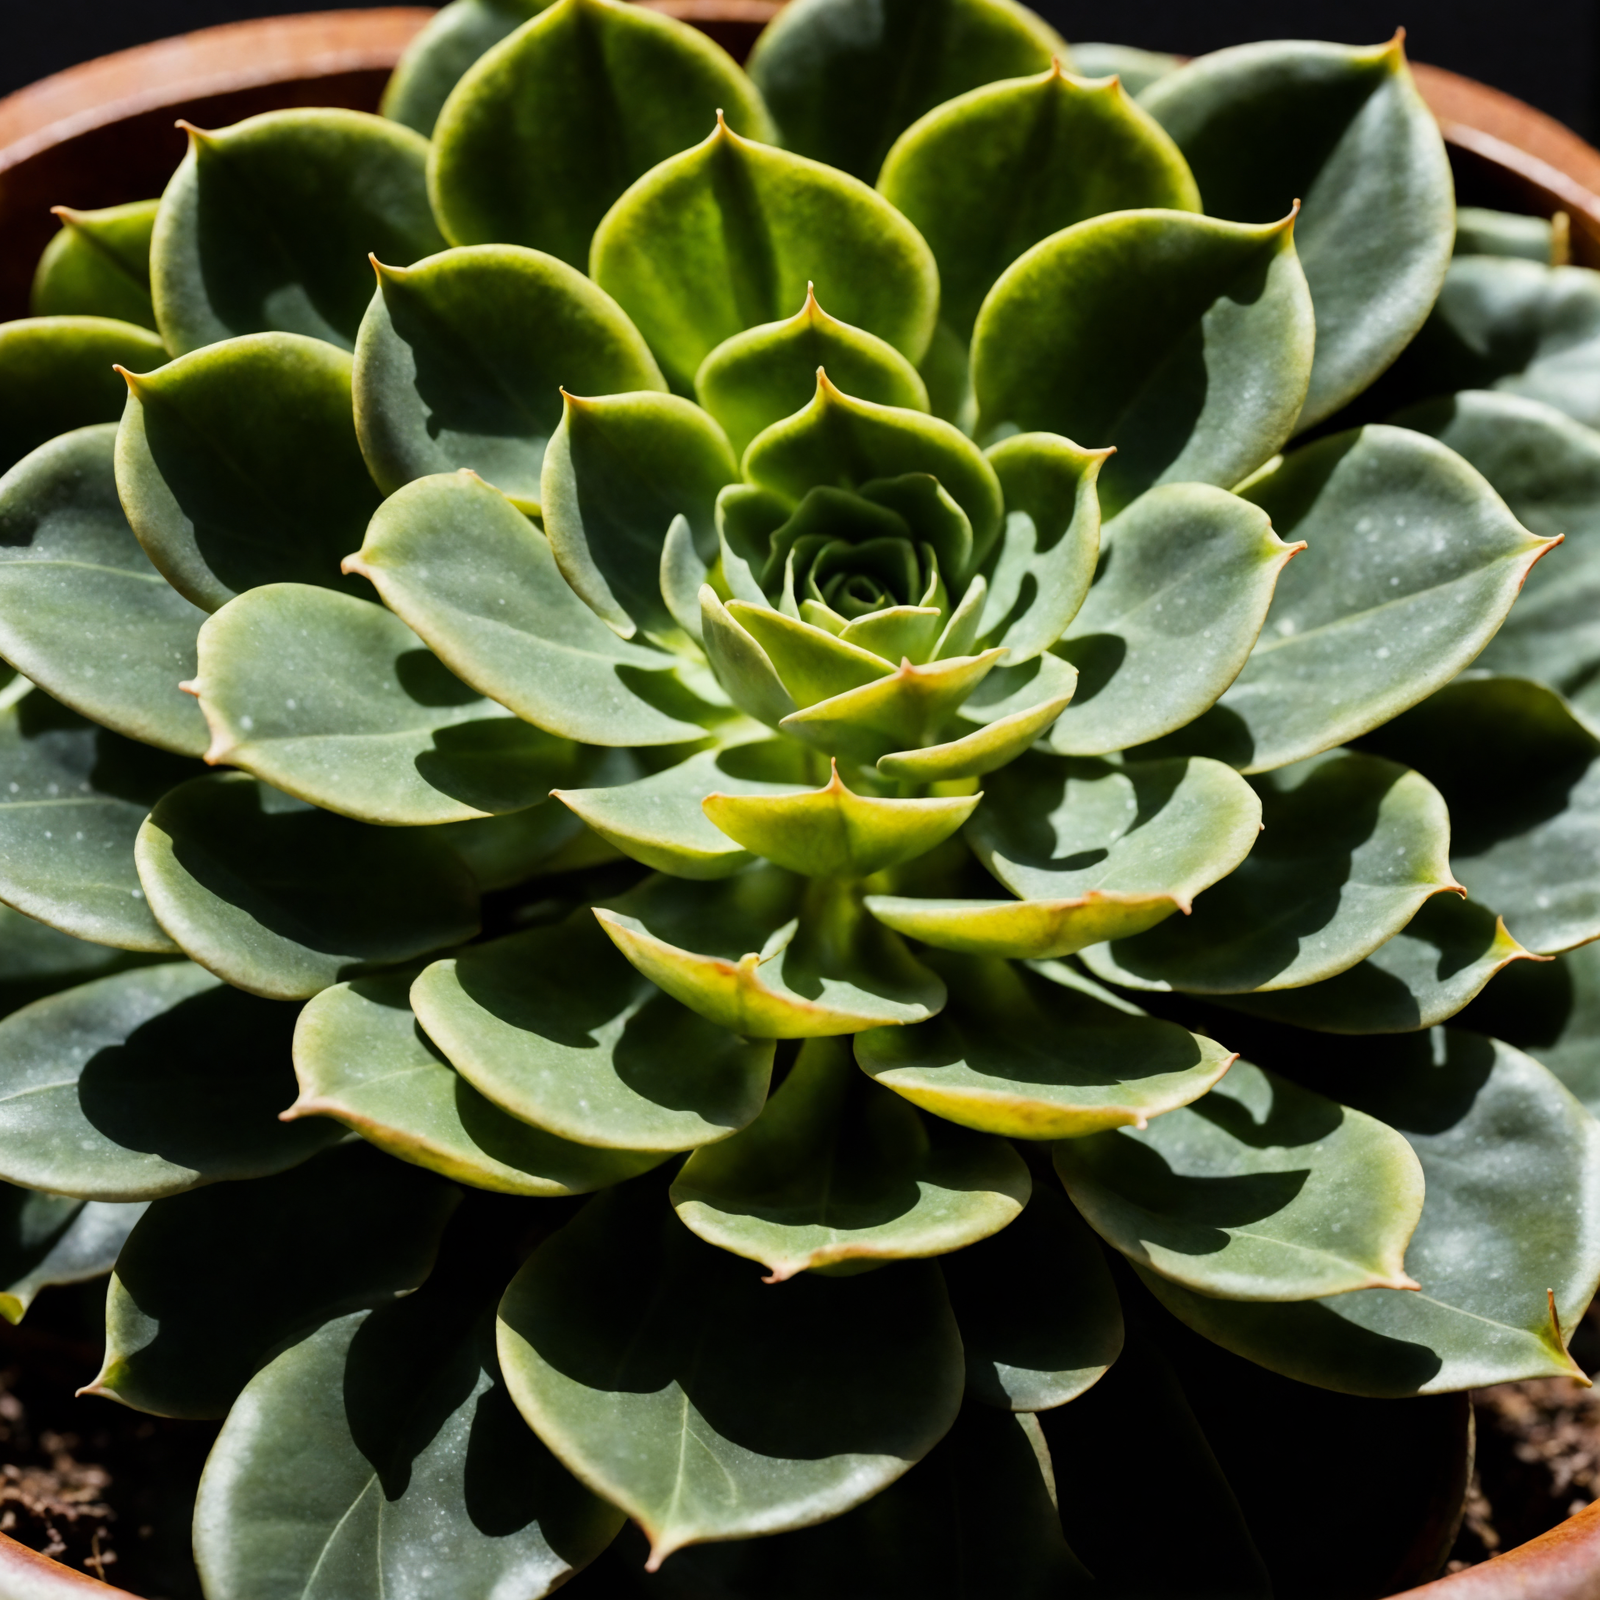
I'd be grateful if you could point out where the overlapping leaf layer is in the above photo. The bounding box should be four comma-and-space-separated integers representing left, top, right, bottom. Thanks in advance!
0, 0, 1597, 1593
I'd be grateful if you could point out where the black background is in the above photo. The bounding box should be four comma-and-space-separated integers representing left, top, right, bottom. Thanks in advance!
2, 0, 1597, 138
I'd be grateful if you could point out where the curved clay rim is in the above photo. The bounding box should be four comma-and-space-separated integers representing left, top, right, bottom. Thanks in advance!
1, 6, 1600, 1597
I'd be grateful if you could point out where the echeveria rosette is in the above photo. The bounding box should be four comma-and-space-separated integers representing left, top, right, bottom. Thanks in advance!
0, 1, 1593, 1594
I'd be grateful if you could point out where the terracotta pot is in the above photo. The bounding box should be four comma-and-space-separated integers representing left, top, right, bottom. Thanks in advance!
1, 5, 1600, 1597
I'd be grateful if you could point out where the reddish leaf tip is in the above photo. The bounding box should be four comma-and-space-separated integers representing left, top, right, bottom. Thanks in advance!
177, 678, 200, 699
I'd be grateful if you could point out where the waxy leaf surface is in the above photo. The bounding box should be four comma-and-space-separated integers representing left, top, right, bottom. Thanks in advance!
0, 427, 206, 755
32, 200, 160, 330
0, 962, 336, 1201
671, 1038, 1029, 1280
153, 109, 445, 353
1056, 1060, 1423, 1301
972, 209, 1313, 515
412, 914, 773, 1152
381, 0, 552, 136
93, 1142, 457, 1418
0, 1184, 145, 1324
497, 1179, 964, 1564
857, 955, 1234, 1139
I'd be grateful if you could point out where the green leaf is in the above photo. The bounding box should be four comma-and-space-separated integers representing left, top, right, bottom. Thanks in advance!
980, 433, 1109, 666
90, 1142, 458, 1418
0, 690, 201, 952
555, 741, 814, 878
196, 1297, 621, 1600
856, 954, 1234, 1139
880, 64, 1199, 339
431, 0, 774, 271
726, 602, 895, 704
135, 774, 479, 1000
0, 1186, 145, 1325
972, 209, 1313, 516
1071, 42, 1182, 95
1194, 426, 1557, 774
291, 973, 661, 1194
0, 315, 167, 473
1218, 894, 1537, 1035
596, 868, 945, 1038
115, 332, 382, 611
670, 1037, 1029, 1280
1392, 390, 1600, 696
193, 583, 581, 824
1081, 751, 1458, 994
496, 1177, 964, 1564
953, 650, 1078, 727
31, 201, 160, 331
874, 695, 1073, 785
542, 390, 739, 639
701, 585, 801, 729
705, 763, 979, 878
1362, 675, 1600, 956
697, 287, 930, 458
1056, 1059, 1423, 1300
746, 0, 1065, 183
591, 119, 939, 392
1140, 1030, 1600, 1395
353, 472, 719, 747
411, 913, 774, 1152
152, 110, 445, 354
0, 424, 208, 756
745, 376, 1002, 565
941, 1182, 1124, 1412
1143, 38, 1453, 429
1048, 484, 1298, 755
1454, 206, 1557, 263
953, 752, 1263, 957
0, 903, 158, 1020
0, 962, 338, 1201
354, 245, 665, 511
380, 0, 553, 136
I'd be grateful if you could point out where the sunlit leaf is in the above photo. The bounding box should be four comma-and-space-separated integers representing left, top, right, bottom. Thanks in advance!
31, 201, 160, 331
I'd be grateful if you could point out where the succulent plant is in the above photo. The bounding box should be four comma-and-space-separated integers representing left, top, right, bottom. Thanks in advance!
2, 0, 1600, 1594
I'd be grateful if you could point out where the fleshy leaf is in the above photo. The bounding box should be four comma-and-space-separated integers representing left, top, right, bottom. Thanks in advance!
115, 332, 382, 611
856, 954, 1235, 1139
1453, 206, 1557, 263
135, 773, 479, 1001
411, 913, 774, 1152
0, 962, 338, 1201
0, 1186, 146, 1326
354, 244, 665, 509
591, 119, 939, 391
943, 1185, 1123, 1412
979, 433, 1109, 666
380, 0, 552, 136
0, 425, 208, 756
496, 1177, 964, 1565
152, 110, 445, 354
1049, 484, 1299, 755
704, 762, 979, 878
746, 0, 1064, 182
31, 201, 160, 330
957, 752, 1263, 956
698, 288, 930, 458
1143, 37, 1453, 428
880, 64, 1200, 339
1195, 426, 1557, 773
1218, 895, 1538, 1035
972, 209, 1313, 516
556, 741, 813, 879
595, 867, 945, 1038
874, 690, 1072, 784
1055, 1059, 1424, 1300
1392, 390, 1600, 697
0, 905, 156, 1021
430, 0, 775, 269
1070, 42, 1181, 95
1141, 1030, 1600, 1395
671, 1037, 1029, 1280
725, 603, 895, 705
192, 583, 581, 824
1362, 675, 1600, 956
542, 390, 739, 639
701, 586, 800, 730
352, 472, 719, 746
291, 973, 661, 1194
0, 690, 200, 952
1081, 751, 1458, 994
0, 315, 167, 473
89, 1142, 457, 1418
